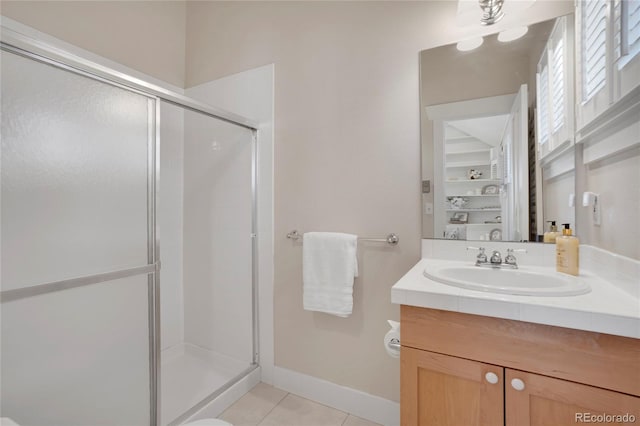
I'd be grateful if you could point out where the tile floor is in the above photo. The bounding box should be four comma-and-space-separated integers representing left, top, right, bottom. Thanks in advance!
218, 382, 381, 426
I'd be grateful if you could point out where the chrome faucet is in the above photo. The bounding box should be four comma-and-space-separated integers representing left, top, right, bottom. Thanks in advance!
467, 247, 527, 269
504, 248, 527, 268
466, 246, 487, 266
504, 248, 517, 265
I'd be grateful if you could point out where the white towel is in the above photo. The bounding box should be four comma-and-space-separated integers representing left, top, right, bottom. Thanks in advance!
303, 232, 358, 317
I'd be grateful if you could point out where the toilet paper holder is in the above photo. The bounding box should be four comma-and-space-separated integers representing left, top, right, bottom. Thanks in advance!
387, 338, 401, 351
384, 319, 401, 358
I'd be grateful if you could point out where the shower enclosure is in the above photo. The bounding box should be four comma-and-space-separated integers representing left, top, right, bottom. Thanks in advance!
1, 30, 259, 426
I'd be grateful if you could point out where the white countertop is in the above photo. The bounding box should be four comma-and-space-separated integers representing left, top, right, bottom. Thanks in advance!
391, 258, 640, 339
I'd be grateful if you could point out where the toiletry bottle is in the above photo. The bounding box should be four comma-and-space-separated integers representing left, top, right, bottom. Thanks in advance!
556, 223, 579, 276
543, 221, 559, 243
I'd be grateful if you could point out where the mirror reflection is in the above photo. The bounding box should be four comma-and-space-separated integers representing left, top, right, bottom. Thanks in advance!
421, 16, 575, 242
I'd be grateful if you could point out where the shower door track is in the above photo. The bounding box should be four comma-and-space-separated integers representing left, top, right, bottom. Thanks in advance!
1, 25, 261, 426
167, 364, 259, 426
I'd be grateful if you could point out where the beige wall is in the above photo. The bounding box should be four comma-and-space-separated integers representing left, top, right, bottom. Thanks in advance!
581, 149, 640, 259
543, 172, 576, 232
1, 1, 186, 87
419, 31, 545, 107
185, 1, 573, 401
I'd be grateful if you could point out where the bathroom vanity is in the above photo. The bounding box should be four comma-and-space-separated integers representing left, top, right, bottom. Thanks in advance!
400, 306, 639, 425
392, 241, 640, 426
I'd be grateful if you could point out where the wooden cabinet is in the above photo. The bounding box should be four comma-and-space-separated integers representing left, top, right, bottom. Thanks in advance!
400, 306, 640, 426
401, 347, 503, 426
506, 369, 639, 426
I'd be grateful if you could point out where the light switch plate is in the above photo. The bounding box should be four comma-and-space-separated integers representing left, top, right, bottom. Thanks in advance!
424, 202, 433, 215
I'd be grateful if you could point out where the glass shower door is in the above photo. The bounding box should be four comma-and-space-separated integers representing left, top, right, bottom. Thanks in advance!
160, 101, 256, 425
1, 48, 157, 425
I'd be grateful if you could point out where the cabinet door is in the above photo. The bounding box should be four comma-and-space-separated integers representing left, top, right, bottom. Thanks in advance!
506, 369, 640, 425
401, 347, 503, 426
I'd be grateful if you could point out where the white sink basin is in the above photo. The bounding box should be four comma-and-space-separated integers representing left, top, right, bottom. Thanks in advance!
423, 261, 591, 296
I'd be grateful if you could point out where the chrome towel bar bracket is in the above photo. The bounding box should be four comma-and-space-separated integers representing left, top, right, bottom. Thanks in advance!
286, 230, 399, 246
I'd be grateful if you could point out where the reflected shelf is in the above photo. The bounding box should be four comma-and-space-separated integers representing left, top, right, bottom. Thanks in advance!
446, 194, 500, 197
446, 148, 491, 155
446, 208, 502, 212
446, 179, 501, 183
446, 161, 491, 168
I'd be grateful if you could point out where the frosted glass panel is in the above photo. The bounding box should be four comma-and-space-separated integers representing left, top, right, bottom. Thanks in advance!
160, 102, 255, 423
1, 275, 151, 425
1, 50, 151, 290
182, 107, 254, 363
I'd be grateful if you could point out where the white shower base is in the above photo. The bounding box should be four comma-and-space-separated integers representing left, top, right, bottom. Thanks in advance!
161, 343, 249, 425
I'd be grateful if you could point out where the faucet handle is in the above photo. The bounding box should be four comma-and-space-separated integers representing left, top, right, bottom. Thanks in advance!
467, 246, 487, 263
505, 248, 526, 266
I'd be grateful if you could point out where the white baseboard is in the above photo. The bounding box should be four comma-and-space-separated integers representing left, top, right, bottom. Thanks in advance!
273, 366, 400, 426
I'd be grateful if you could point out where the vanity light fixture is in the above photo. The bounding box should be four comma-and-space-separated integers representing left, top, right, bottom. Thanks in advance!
456, 37, 484, 52
479, 0, 505, 25
497, 26, 529, 42
456, 0, 533, 28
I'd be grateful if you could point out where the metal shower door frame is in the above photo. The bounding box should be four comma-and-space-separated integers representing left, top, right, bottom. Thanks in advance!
1, 26, 261, 426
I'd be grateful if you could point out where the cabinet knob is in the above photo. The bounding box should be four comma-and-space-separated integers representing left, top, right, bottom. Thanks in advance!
485, 372, 499, 384
511, 378, 525, 391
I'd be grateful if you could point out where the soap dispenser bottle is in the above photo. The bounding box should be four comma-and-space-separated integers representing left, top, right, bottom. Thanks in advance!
556, 223, 579, 276
544, 221, 560, 243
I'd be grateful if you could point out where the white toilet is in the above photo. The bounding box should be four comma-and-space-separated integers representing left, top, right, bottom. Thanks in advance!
183, 419, 232, 426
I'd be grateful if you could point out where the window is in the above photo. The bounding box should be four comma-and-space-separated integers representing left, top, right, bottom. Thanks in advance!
614, 0, 640, 67
576, 0, 640, 161
536, 62, 550, 148
536, 16, 573, 159
582, 0, 608, 101
577, 0, 640, 130
551, 37, 565, 132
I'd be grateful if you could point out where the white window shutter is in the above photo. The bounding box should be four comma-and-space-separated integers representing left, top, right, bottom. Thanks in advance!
551, 37, 565, 133
629, 0, 640, 50
615, 0, 640, 63
582, 0, 608, 100
536, 64, 550, 149
615, 0, 623, 60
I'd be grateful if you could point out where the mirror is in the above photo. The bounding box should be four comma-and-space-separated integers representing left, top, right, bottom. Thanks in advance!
420, 16, 575, 242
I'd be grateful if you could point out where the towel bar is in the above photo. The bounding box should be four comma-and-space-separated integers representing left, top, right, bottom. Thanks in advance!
286, 230, 399, 245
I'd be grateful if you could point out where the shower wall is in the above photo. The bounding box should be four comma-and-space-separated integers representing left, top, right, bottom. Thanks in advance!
182, 111, 253, 362
159, 103, 253, 362
159, 103, 254, 424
